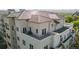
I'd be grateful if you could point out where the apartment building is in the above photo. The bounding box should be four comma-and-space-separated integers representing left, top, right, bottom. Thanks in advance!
3, 9, 21, 48
4, 10, 76, 49
0, 10, 8, 33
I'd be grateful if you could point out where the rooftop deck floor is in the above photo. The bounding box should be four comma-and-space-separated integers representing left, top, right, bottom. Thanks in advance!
27, 33, 51, 40
23, 32, 51, 40
54, 27, 69, 33
23, 26, 69, 40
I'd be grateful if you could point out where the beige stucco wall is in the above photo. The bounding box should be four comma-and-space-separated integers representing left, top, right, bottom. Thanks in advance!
15, 19, 51, 37
4, 17, 12, 48
4, 17, 17, 48
16, 31, 41, 49
52, 34, 60, 48
16, 31, 54, 49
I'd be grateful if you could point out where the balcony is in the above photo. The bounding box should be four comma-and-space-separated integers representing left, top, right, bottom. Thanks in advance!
56, 34, 73, 48
54, 27, 69, 33
23, 31, 51, 40
63, 34, 72, 43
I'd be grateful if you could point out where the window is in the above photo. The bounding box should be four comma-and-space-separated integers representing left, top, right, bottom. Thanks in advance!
7, 34, 10, 39
26, 19, 29, 22
4, 34, 6, 38
1, 19, 3, 22
26, 19, 29, 21
16, 27, 19, 31
17, 45, 20, 48
5, 23, 9, 30
60, 35, 63, 41
3, 29, 6, 32
8, 42, 11, 47
51, 24, 53, 27
17, 37, 20, 41
22, 40, 26, 46
12, 17, 15, 20
29, 27, 31, 32
42, 28, 46, 35
44, 45, 48, 49
36, 29, 38, 33
23, 27, 27, 33
28, 27, 32, 34
13, 37, 15, 40
8, 36, 10, 39
12, 26, 14, 30
2, 24, 5, 27
13, 46, 16, 48
29, 44, 33, 49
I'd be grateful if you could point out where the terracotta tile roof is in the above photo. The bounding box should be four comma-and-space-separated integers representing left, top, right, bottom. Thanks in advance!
18, 10, 62, 23
49, 14, 60, 19
29, 15, 51, 23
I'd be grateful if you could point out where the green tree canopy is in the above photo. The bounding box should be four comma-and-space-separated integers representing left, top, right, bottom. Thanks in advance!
65, 16, 73, 23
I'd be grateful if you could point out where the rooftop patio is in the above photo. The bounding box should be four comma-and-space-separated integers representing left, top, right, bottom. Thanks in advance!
54, 27, 69, 33
23, 32, 51, 40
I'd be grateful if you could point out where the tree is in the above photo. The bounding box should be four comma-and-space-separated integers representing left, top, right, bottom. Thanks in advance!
73, 21, 79, 30
65, 16, 73, 23
0, 32, 7, 49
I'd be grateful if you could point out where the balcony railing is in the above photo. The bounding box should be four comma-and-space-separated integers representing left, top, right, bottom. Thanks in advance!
54, 27, 69, 33
56, 34, 73, 48
23, 31, 51, 40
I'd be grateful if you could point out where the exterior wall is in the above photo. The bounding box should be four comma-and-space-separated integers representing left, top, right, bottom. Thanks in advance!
56, 19, 64, 30
16, 31, 41, 49
58, 46, 63, 49
4, 17, 17, 49
0, 15, 5, 33
15, 19, 51, 37
0, 10, 8, 33
49, 20, 55, 32
60, 28, 71, 41
52, 34, 60, 48
9, 17, 17, 48
28, 22, 40, 36
64, 37, 72, 48
38, 35, 52, 49
16, 31, 53, 49
15, 20, 22, 32
56, 34, 74, 49
36, 22, 50, 36
4, 17, 12, 48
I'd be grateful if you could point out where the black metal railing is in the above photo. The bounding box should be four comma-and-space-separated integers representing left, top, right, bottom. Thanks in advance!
23, 31, 51, 40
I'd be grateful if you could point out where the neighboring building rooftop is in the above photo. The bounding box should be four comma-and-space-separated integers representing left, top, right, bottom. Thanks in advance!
72, 11, 79, 16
